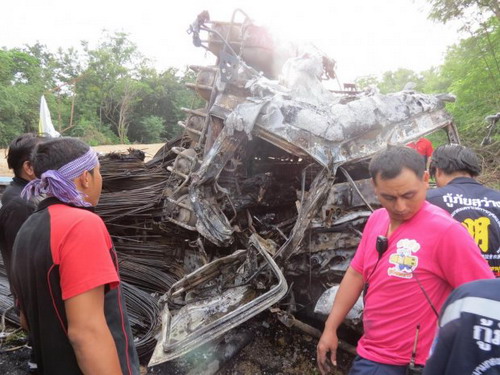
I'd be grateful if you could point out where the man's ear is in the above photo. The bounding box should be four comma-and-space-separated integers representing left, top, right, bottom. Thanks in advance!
435, 168, 443, 179
434, 168, 447, 187
423, 170, 430, 184
22, 161, 36, 180
76, 170, 91, 189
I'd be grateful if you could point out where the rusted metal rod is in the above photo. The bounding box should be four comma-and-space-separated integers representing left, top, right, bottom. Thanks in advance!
177, 121, 203, 135
272, 308, 357, 356
185, 83, 215, 92
180, 107, 208, 117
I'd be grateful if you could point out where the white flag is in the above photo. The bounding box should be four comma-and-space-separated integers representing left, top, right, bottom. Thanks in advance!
39, 95, 60, 138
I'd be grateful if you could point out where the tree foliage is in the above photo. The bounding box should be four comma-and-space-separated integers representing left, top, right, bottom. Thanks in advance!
0, 32, 203, 147
439, 17, 500, 144
427, 0, 500, 25
356, 69, 426, 94
0, 49, 47, 144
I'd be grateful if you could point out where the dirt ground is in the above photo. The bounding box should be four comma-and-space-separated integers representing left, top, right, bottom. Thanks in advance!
0, 143, 166, 176
218, 315, 351, 375
0, 316, 351, 374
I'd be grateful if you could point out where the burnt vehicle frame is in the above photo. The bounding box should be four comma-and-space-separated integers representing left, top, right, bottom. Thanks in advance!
142, 9, 460, 366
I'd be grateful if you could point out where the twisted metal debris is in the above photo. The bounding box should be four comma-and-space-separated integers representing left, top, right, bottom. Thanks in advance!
148, 9, 459, 366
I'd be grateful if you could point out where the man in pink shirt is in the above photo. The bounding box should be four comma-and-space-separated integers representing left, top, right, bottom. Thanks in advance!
317, 146, 493, 375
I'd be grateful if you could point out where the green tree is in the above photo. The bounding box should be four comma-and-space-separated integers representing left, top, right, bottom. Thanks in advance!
0, 48, 47, 145
130, 67, 204, 143
427, 0, 500, 25
355, 75, 380, 91
378, 69, 424, 94
440, 18, 500, 144
355, 69, 424, 94
419, 66, 452, 93
76, 31, 150, 143
128, 115, 165, 143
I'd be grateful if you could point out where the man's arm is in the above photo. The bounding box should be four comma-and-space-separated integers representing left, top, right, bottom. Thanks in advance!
436, 223, 494, 288
317, 266, 364, 374
1, 200, 34, 274
65, 285, 122, 375
19, 310, 29, 331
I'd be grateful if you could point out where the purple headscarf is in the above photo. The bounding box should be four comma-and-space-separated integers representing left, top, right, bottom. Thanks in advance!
22, 148, 99, 207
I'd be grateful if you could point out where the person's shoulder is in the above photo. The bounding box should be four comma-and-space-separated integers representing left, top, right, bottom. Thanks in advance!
0, 195, 35, 216
361, 208, 389, 234
419, 202, 457, 229
367, 207, 388, 222
481, 185, 500, 198
49, 206, 110, 249
426, 186, 450, 200
372, 207, 387, 216
1, 185, 18, 205
446, 279, 500, 305
422, 201, 449, 215
465, 182, 500, 206
50, 205, 105, 227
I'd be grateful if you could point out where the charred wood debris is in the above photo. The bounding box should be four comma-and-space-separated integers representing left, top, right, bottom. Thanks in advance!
0, 9, 460, 371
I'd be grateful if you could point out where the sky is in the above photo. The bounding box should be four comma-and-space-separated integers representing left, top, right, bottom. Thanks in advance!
2, 0, 460, 86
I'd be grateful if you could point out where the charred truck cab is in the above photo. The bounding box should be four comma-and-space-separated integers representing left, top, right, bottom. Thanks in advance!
143, 9, 460, 367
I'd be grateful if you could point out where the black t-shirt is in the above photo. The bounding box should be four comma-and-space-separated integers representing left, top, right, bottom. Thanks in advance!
0, 177, 34, 286
1, 177, 28, 206
427, 177, 500, 276
11, 198, 139, 374
424, 279, 500, 375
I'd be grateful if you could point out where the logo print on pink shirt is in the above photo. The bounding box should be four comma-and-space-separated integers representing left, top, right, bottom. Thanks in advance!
388, 239, 420, 279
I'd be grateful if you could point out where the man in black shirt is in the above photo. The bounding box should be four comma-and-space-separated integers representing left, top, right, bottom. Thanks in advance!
424, 279, 500, 375
427, 144, 500, 276
0, 133, 45, 285
0, 134, 45, 373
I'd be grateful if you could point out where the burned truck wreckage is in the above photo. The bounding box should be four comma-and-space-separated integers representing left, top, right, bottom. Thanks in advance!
0, 9, 460, 371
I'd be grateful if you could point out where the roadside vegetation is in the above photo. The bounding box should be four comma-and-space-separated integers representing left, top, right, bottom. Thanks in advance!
0, 1, 498, 183
0, 31, 204, 146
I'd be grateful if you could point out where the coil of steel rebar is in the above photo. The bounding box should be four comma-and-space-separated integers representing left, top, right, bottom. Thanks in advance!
119, 260, 179, 294
121, 282, 161, 361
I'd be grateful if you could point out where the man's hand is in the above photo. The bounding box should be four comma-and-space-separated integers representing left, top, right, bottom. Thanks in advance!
316, 267, 364, 375
317, 329, 339, 375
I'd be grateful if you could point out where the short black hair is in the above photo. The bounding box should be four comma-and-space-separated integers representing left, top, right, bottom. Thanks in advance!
429, 144, 481, 178
32, 137, 91, 178
6, 134, 46, 178
369, 146, 425, 183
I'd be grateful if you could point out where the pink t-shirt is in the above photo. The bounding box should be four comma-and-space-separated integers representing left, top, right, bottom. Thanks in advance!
351, 201, 493, 366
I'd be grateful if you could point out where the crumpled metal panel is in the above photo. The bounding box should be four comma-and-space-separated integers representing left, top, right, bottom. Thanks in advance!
249, 91, 454, 169
149, 234, 288, 366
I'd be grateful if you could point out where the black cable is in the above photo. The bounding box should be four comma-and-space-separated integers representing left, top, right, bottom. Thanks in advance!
363, 236, 388, 301
413, 272, 439, 318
